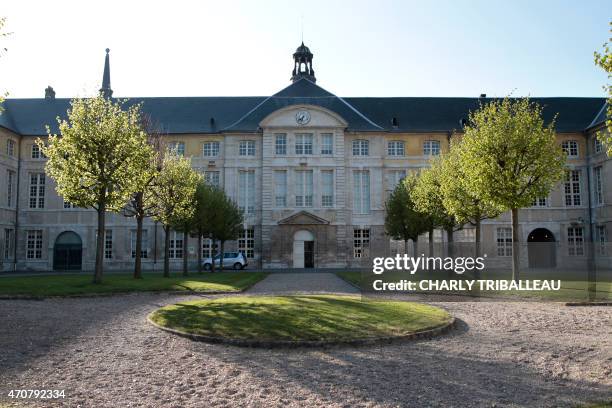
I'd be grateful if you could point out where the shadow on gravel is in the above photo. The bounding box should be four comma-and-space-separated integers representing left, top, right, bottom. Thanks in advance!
204, 322, 611, 408
0, 293, 201, 376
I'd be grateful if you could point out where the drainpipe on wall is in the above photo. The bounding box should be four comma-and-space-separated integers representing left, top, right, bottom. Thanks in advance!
153, 221, 158, 271
584, 131, 596, 299
13, 136, 22, 272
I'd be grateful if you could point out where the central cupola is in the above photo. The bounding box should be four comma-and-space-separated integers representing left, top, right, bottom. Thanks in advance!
291, 42, 316, 83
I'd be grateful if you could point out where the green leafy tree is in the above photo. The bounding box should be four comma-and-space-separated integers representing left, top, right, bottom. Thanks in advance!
0, 17, 11, 113
459, 97, 566, 281
191, 181, 224, 273
213, 194, 244, 271
385, 175, 430, 257
150, 150, 200, 277
594, 21, 612, 155
439, 141, 503, 259
41, 96, 153, 284
121, 115, 163, 279
412, 159, 462, 257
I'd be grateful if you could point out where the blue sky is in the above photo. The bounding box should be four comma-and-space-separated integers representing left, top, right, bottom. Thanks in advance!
1, 0, 610, 98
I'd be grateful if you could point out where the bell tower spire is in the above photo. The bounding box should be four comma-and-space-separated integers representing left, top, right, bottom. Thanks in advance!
100, 48, 113, 98
291, 42, 316, 83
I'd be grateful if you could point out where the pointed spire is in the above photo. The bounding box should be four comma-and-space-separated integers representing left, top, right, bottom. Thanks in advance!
100, 48, 113, 98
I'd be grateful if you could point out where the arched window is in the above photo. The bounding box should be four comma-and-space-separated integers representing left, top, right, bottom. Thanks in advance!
352, 140, 369, 156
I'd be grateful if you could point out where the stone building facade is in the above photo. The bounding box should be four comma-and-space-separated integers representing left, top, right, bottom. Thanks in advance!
0, 45, 610, 272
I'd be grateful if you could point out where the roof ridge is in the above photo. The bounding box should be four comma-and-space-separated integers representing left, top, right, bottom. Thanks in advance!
587, 101, 608, 129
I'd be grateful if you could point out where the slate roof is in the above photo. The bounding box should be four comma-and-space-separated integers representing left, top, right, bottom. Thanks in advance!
0, 78, 606, 135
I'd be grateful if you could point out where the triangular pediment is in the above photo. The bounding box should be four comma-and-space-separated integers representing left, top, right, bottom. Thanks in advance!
278, 211, 330, 225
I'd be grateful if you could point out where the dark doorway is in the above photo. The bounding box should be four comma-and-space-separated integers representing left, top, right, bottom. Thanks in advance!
304, 241, 314, 268
53, 231, 82, 271
527, 228, 556, 268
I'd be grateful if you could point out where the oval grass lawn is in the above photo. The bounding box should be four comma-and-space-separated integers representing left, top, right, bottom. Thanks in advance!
149, 295, 452, 344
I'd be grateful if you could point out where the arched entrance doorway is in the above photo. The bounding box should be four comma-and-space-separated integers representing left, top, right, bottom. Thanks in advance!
293, 230, 315, 268
53, 231, 83, 270
527, 228, 556, 269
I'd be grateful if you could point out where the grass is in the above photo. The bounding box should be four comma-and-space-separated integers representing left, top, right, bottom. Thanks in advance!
337, 271, 611, 301
0, 272, 267, 297
576, 402, 612, 408
149, 295, 452, 342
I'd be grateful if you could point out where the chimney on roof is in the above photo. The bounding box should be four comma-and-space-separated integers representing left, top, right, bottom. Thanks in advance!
479, 93, 487, 98
45, 86, 55, 100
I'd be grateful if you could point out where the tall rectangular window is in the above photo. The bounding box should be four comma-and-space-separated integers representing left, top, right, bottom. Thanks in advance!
353, 170, 370, 214
274, 170, 287, 207
389, 170, 406, 190
321, 170, 334, 207
202, 238, 218, 258
7, 170, 15, 207
321, 133, 333, 155
130, 230, 148, 258
423, 140, 440, 156
4, 228, 14, 259
238, 228, 255, 258
388, 141, 405, 156
295, 134, 313, 155
168, 141, 185, 156
6, 139, 15, 157
594, 137, 603, 154
593, 166, 603, 205
567, 227, 584, 256
203, 141, 220, 157
275, 134, 287, 155
496, 228, 512, 257
29, 173, 45, 209
169, 231, 183, 259
31, 144, 44, 159
352, 140, 369, 156
26, 230, 43, 259
295, 170, 313, 207
238, 170, 255, 213
104, 230, 113, 259
353, 228, 370, 258
205, 171, 220, 187
564, 170, 581, 206
239, 140, 256, 156
596, 225, 607, 256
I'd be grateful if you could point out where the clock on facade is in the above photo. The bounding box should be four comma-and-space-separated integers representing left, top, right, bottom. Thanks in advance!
295, 110, 311, 125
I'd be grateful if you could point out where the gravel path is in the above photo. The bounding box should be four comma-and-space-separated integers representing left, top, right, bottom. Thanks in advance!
0, 276, 610, 407
246, 272, 359, 294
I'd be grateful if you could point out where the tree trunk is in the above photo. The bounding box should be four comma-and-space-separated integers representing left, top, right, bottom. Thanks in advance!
511, 208, 520, 282
93, 202, 106, 284
446, 227, 454, 258
474, 218, 481, 280
219, 241, 225, 271
197, 233, 202, 274
210, 238, 216, 273
163, 225, 170, 278
412, 237, 418, 258
134, 214, 143, 279
428, 227, 434, 258
404, 239, 408, 256
182, 229, 189, 276
446, 227, 454, 278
